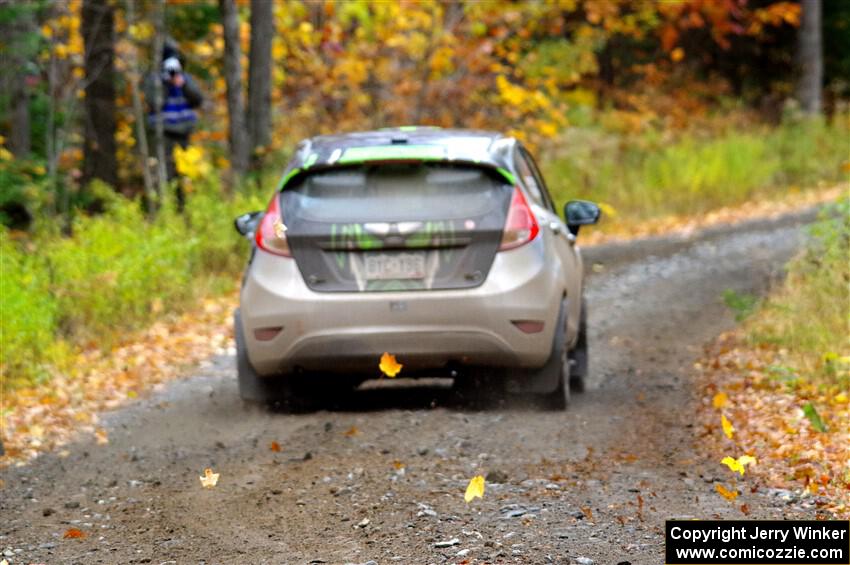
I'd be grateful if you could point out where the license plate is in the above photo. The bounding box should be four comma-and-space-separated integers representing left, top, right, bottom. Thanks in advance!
364, 252, 426, 280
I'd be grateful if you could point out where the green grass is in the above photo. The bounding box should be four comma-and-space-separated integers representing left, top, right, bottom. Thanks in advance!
747, 198, 850, 386
1, 179, 267, 389
542, 115, 849, 220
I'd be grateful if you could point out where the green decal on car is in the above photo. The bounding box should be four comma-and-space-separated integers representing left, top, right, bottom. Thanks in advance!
330, 223, 383, 254
496, 167, 516, 185
278, 167, 302, 190
303, 153, 318, 169
338, 144, 446, 164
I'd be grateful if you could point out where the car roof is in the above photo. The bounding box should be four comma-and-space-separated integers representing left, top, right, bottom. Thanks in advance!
282, 127, 518, 187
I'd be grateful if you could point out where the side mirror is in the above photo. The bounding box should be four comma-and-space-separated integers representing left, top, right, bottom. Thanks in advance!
234, 211, 262, 239
563, 200, 601, 235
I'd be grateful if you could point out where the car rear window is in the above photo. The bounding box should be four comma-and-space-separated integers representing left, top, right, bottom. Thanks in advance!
282, 163, 510, 222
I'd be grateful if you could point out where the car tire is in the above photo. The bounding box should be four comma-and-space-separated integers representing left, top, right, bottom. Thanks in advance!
569, 297, 588, 393
537, 300, 570, 411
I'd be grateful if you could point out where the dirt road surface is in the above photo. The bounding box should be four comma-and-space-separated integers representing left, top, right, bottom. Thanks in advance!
1, 210, 822, 564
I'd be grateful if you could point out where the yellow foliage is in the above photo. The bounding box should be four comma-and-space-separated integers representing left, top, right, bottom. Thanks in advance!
174, 146, 211, 180
597, 202, 618, 219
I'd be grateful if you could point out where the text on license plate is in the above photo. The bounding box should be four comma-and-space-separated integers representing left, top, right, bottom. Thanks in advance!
364, 253, 426, 280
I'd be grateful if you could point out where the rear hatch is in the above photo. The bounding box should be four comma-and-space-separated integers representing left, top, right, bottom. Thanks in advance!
280, 162, 513, 292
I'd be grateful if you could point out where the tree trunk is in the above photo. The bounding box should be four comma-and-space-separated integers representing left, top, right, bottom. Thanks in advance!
3, 4, 36, 158
220, 0, 250, 178
796, 0, 822, 115
248, 0, 273, 164
152, 0, 168, 205
81, 0, 118, 187
125, 0, 155, 211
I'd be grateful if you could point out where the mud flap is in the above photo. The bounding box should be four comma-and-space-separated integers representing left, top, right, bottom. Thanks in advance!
235, 309, 281, 403
505, 299, 567, 394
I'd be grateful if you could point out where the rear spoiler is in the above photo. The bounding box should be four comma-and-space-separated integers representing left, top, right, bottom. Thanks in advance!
277, 145, 516, 191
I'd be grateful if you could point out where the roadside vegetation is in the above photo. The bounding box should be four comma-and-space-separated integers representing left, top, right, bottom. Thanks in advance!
1, 177, 265, 390
749, 198, 849, 384
543, 114, 848, 221
701, 199, 849, 514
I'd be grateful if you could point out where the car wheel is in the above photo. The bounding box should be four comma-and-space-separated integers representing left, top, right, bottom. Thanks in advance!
537, 300, 570, 411
569, 297, 588, 393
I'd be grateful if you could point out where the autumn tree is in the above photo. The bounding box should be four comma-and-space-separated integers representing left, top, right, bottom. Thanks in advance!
219, 0, 249, 177
0, 2, 38, 158
797, 0, 822, 114
248, 0, 273, 165
81, 0, 118, 187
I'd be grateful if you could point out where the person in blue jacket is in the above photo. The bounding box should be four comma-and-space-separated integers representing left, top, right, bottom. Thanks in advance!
145, 44, 203, 212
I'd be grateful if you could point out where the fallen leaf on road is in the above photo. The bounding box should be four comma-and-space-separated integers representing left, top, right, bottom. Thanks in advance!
379, 352, 403, 378
721, 455, 757, 476
464, 475, 485, 503
270, 441, 281, 452
200, 468, 219, 488
393, 460, 405, 470
740, 503, 751, 515
95, 428, 108, 445
715, 483, 739, 501
713, 392, 728, 409
721, 414, 734, 439
343, 426, 359, 437
63, 527, 86, 539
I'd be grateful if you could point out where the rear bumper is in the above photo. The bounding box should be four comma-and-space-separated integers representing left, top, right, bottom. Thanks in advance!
240, 238, 564, 376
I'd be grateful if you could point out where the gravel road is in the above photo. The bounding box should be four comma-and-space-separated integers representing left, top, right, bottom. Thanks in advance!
1, 210, 822, 565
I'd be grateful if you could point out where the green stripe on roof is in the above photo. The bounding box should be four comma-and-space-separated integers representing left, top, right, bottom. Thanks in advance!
278, 167, 301, 189
338, 144, 446, 164
497, 167, 516, 185
303, 153, 318, 169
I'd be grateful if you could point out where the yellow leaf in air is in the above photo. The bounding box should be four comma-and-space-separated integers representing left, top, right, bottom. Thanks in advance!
199, 468, 220, 488
721, 455, 757, 476
379, 352, 403, 378
464, 475, 485, 503
715, 483, 739, 501
712, 392, 728, 409
721, 414, 734, 439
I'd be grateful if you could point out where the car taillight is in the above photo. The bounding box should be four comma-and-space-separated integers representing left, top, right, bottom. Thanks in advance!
255, 193, 292, 257
499, 186, 540, 251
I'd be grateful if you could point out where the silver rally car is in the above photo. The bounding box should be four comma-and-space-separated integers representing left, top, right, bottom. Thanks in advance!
233, 128, 600, 409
